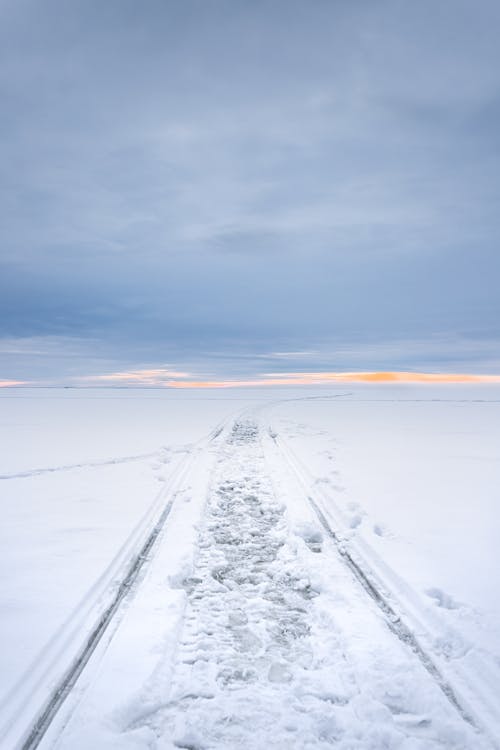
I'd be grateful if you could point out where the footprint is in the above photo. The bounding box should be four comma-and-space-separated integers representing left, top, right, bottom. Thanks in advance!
349, 514, 362, 529
425, 587, 460, 610
268, 662, 293, 683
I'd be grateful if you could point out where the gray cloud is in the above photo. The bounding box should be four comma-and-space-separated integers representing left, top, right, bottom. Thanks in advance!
1, 0, 500, 380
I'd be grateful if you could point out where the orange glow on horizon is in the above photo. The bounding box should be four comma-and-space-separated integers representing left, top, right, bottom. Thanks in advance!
158, 371, 500, 388
79, 369, 500, 388
263, 371, 500, 384
0, 380, 26, 387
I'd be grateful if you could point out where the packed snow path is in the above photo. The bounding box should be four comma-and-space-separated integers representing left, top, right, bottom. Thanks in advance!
38, 417, 492, 750
122, 420, 485, 749
154, 420, 320, 746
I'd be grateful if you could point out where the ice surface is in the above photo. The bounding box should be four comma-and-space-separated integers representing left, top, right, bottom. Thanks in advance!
0, 385, 498, 748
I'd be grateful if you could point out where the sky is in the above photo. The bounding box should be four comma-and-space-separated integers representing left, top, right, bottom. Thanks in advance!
1, 0, 500, 386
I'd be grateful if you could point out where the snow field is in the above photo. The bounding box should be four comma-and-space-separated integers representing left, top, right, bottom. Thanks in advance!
0, 390, 256, 747
1, 386, 499, 749
46, 418, 490, 749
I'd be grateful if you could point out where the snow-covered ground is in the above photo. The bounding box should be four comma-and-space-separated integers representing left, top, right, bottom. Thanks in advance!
0, 386, 499, 748
268, 388, 500, 662
0, 389, 256, 747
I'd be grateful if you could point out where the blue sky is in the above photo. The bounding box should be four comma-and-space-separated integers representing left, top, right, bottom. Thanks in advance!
1, 0, 500, 384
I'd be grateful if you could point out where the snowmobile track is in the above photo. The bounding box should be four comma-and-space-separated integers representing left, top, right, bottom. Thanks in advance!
266, 426, 489, 742
19, 421, 228, 750
17, 410, 495, 749
122, 417, 489, 749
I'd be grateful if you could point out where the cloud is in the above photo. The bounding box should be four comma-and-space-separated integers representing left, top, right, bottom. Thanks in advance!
83, 368, 192, 385
1, 0, 500, 380
2, 332, 500, 385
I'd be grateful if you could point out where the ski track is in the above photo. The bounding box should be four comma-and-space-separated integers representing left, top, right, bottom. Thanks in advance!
0, 453, 161, 481
120, 419, 486, 750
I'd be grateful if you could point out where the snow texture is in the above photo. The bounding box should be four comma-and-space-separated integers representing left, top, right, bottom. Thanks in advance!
0, 386, 498, 749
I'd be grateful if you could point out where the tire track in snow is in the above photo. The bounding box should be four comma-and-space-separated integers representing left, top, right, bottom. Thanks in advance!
135, 419, 321, 748
0, 452, 163, 480
127, 419, 485, 749
266, 424, 496, 748
11, 421, 229, 750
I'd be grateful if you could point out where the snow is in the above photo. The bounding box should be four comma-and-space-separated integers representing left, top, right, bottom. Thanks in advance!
0, 389, 256, 746
0, 385, 499, 748
39, 418, 489, 749
0, 388, 254, 475
268, 386, 500, 648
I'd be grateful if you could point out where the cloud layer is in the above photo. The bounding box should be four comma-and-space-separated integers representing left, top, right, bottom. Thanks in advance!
1, 1, 499, 382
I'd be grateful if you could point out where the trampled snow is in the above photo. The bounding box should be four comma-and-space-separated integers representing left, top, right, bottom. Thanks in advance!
0, 386, 499, 749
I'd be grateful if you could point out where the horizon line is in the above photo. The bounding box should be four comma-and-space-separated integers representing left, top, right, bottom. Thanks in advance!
3, 371, 500, 388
